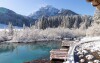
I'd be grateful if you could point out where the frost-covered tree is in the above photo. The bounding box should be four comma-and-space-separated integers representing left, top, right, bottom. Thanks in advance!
93, 8, 100, 24
23, 23, 26, 29
86, 8, 100, 36
36, 15, 93, 29
86, 23, 100, 36
8, 22, 14, 36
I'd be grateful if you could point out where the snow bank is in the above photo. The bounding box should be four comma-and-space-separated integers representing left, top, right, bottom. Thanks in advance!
81, 36, 100, 42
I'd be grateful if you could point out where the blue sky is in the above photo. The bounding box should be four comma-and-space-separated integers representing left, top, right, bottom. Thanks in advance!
0, 0, 95, 16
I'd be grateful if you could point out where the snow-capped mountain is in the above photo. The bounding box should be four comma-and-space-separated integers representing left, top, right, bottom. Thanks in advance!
29, 5, 78, 19
29, 5, 59, 19
0, 6, 92, 29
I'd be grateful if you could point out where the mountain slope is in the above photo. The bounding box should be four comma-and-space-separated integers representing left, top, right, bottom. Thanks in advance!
58, 9, 78, 16
0, 7, 35, 27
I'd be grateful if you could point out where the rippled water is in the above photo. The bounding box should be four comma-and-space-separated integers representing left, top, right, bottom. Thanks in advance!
0, 41, 61, 63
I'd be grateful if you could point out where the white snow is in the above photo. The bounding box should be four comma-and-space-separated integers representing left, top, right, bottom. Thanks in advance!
85, 55, 94, 60
0, 24, 22, 29
75, 36, 100, 63
88, 61, 93, 63
81, 36, 100, 42
82, 50, 88, 54
80, 59, 85, 63
94, 60, 100, 63
79, 55, 83, 58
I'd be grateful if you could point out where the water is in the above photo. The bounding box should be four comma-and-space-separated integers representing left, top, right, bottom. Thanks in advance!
0, 41, 61, 63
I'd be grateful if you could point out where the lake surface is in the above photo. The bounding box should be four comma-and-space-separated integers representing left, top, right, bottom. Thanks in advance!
0, 41, 61, 63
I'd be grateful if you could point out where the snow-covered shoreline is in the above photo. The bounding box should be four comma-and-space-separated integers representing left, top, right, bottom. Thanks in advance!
0, 27, 86, 43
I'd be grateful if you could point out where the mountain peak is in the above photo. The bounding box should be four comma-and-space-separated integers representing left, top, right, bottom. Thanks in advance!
29, 5, 78, 19
39, 5, 59, 12
40, 5, 53, 9
30, 5, 59, 19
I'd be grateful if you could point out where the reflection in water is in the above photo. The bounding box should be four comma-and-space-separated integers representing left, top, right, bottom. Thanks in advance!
0, 43, 17, 53
0, 41, 61, 63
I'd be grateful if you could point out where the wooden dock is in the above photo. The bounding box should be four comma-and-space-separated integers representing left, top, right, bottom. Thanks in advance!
50, 49, 68, 60
50, 40, 76, 62
61, 41, 75, 47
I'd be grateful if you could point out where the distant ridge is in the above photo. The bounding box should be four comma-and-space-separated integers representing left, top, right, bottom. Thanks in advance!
0, 7, 34, 27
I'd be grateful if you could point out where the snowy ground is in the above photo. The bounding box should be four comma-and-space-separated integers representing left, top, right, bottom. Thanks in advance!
74, 36, 100, 63
0, 24, 22, 29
